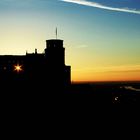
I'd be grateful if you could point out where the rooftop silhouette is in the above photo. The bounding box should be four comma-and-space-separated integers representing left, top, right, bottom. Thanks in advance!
0, 38, 71, 91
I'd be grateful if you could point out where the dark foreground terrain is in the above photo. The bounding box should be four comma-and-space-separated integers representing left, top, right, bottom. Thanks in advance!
1, 81, 140, 106
1, 81, 140, 130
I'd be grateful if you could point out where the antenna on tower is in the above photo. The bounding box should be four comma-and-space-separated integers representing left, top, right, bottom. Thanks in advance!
56, 27, 58, 39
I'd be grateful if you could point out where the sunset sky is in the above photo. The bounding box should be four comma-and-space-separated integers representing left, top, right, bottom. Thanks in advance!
0, 0, 140, 82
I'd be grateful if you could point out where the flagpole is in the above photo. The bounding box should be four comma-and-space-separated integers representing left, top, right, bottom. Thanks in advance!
56, 27, 57, 39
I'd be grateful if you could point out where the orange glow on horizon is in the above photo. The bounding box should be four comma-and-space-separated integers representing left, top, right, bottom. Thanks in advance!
71, 65, 140, 82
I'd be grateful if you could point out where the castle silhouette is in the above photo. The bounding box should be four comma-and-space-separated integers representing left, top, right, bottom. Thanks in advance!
0, 39, 71, 90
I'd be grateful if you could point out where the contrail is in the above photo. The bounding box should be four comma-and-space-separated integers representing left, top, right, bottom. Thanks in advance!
60, 0, 140, 14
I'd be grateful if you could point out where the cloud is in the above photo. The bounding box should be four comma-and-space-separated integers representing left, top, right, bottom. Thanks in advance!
76, 44, 88, 48
60, 0, 140, 14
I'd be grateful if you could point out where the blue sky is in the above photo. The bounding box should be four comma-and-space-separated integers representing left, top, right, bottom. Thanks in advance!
0, 0, 140, 81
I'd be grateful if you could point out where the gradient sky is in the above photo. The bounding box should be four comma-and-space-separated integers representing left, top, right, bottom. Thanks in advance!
0, 0, 140, 82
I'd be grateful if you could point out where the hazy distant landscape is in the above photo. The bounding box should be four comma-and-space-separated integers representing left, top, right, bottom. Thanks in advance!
65, 81, 140, 104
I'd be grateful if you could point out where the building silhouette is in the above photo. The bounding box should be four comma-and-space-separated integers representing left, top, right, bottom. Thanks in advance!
0, 39, 71, 90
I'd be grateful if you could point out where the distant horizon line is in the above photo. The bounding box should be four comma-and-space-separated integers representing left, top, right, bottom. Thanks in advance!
72, 80, 140, 83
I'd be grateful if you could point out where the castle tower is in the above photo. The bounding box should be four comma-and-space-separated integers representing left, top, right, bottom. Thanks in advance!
45, 39, 65, 67
45, 39, 71, 86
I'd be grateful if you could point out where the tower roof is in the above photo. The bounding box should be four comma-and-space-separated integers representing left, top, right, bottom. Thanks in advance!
46, 39, 63, 41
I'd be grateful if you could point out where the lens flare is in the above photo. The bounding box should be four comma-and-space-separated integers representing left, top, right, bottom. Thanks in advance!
14, 64, 23, 73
